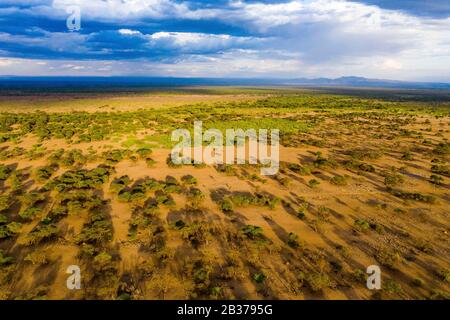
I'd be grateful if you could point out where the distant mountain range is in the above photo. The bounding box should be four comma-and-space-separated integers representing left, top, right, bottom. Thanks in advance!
284, 76, 450, 89
0, 76, 449, 90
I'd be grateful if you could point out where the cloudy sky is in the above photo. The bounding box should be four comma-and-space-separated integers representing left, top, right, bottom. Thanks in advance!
0, 0, 449, 81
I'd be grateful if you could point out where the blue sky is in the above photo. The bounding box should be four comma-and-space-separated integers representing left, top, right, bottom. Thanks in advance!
0, 0, 449, 81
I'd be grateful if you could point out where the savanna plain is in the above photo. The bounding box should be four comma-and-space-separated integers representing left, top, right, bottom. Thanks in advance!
0, 87, 448, 300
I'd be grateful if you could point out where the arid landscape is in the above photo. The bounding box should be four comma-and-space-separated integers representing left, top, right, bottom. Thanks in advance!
0, 87, 448, 300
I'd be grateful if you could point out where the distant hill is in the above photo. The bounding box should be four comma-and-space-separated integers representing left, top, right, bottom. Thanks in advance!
284, 76, 450, 89
0, 76, 448, 90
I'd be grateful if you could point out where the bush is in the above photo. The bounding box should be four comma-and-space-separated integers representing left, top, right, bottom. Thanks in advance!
78, 220, 112, 244
384, 173, 404, 187
344, 160, 375, 173
412, 278, 424, 287
154, 191, 175, 206
181, 222, 210, 247
252, 273, 266, 284
438, 268, 450, 282
186, 188, 205, 207
136, 147, 152, 159
0, 195, 12, 212
166, 155, 182, 168
307, 272, 332, 292
0, 250, 13, 266
383, 279, 402, 295
24, 252, 49, 265
181, 175, 197, 185
308, 179, 320, 188
431, 165, 449, 177
50, 166, 113, 192
21, 224, 58, 245
93, 251, 114, 272
220, 198, 233, 212
0, 222, 22, 238
241, 225, 264, 240
110, 175, 131, 193
287, 232, 300, 248
228, 193, 279, 209
401, 152, 413, 161
19, 206, 43, 220
313, 152, 337, 168
35, 166, 57, 182
330, 175, 347, 186
349, 148, 382, 160
0, 164, 12, 180
433, 142, 450, 155
429, 175, 444, 185
297, 207, 306, 220
377, 250, 401, 269
389, 189, 436, 203
215, 164, 236, 176
354, 219, 370, 231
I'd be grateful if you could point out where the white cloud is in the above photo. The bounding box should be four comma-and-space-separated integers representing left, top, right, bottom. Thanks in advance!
51, 0, 205, 21
146, 32, 257, 52
118, 29, 142, 36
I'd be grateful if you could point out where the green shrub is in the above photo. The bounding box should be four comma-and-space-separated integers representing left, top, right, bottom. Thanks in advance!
93, 251, 114, 272
308, 179, 320, 188
438, 268, 450, 282
307, 272, 332, 292
136, 147, 152, 159
412, 278, 424, 287
110, 175, 131, 193
154, 192, 175, 206
50, 166, 113, 192
384, 173, 404, 187
287, 232, 300, 248
0, 250, 14, 267
401, 152, 413, 161
19, 206, 43, 220
252, 273, 266, 284
349, 148, 382, 160
186, 188, 205, 206
429, 174, 444, 185
22, 224, 58, 245
181, 175, 197, 185
383, 279, 402, 295
313, 152, 337, 168
6, 222, 21, 234
241, 225, 263, 240
431, 165, 449, 177
433, 142, 450, 155
35, 166, 57, 182
0, 195, 12, 212
78, 220, 112, 244
0, 250, 14, 266
354, 219, 370, 231
0, 164, 12, 180
219, 198, 233, 212
389, 189, 436, 203
377, 250, 401, 269
181, 222, 210, 247
330, 175, 347, 186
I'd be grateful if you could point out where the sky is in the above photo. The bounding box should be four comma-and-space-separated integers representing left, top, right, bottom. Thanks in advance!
0, 0, 449, 81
